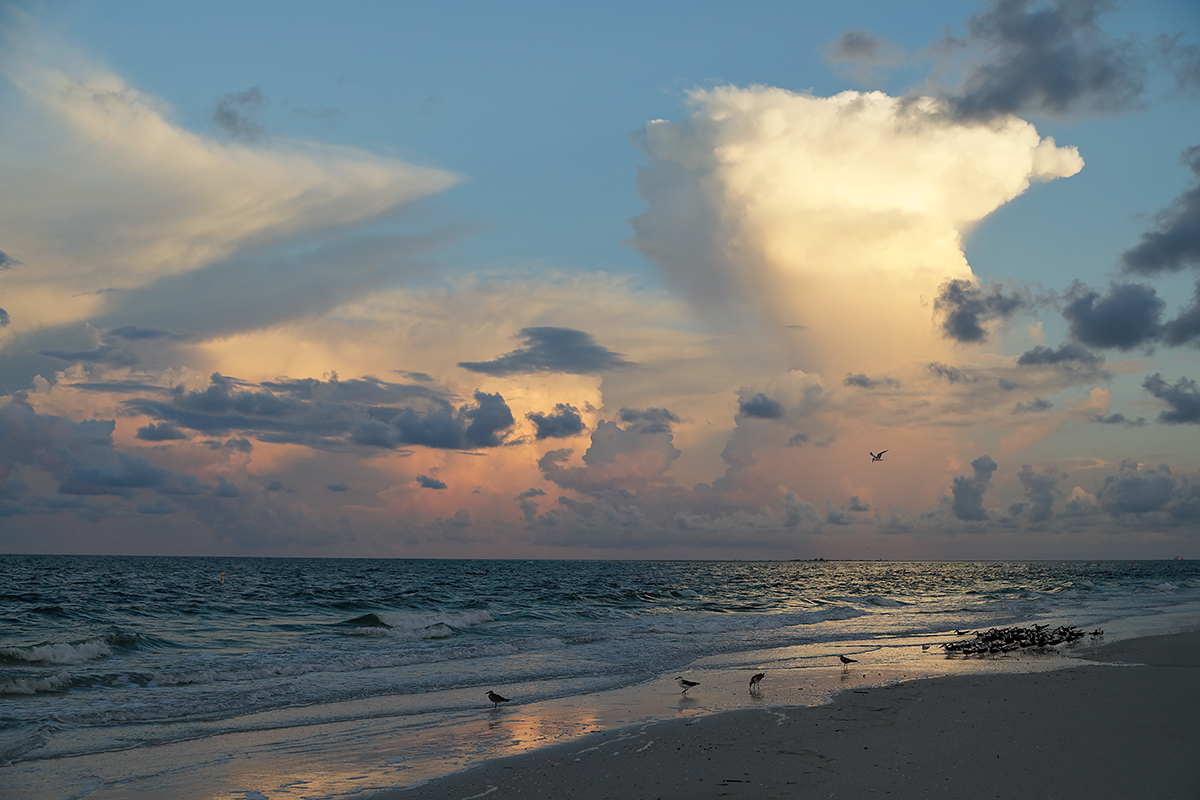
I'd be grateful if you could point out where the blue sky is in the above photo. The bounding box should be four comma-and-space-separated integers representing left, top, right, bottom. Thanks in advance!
1, 0, 1199, 559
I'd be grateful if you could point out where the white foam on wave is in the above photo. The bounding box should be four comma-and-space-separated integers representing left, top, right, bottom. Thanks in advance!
347, 609, 495, 639
0, 672, 72, 695
1, 639, 113, 665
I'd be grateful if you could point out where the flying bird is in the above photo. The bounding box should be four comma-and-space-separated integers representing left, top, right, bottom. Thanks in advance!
676, 676, 699, 694
749, 672, 765, 692
870, 450, 888, 462
486, 690, 510, 708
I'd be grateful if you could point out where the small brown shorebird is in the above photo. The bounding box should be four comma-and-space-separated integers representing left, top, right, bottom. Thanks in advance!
675, 676, 699, 694
486, 690, 510, 708
839, 654, 859, 668
749, 672, 765, 692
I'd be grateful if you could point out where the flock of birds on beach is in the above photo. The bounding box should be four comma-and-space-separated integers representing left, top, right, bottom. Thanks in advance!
486, 622, 1101, 708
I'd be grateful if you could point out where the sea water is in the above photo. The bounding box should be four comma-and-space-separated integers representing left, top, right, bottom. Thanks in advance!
3, 557, 1199, 798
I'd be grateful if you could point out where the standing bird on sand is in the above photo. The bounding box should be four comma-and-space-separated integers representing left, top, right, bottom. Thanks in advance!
749, 672, 765, 693
486, 690, 510, 708
870, 450, 888, 462
676, 676, 699, 694
839, 654, 859, 669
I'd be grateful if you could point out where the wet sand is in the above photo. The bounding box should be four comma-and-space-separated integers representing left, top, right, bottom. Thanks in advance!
385, 630, 1200, 799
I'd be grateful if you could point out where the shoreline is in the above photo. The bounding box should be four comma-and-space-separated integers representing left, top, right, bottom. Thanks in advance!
382, 629, 1200, 799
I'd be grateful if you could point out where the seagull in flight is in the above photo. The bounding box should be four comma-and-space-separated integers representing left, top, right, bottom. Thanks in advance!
486, 690, 510, 708
870, 450, 888, 462
676, 676, 699, 694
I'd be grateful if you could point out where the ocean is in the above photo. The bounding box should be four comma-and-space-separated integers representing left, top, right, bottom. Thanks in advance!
3, 556, 1200, 799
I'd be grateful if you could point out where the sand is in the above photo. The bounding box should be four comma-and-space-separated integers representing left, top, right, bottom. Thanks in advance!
384, 631, 1200, 799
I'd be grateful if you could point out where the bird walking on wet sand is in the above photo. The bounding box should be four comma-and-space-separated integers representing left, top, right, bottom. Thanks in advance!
676, 676, 699, 694
749, 672, 765, 693
487, 690, 510, 708
839, 654, 859, 669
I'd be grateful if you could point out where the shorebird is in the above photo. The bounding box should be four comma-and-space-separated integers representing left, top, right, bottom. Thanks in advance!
676, 676, 699, 694
870, 450, 888, 462
749, 672, 765, 692
839, 654, 859, 669
486, 690, 510, 708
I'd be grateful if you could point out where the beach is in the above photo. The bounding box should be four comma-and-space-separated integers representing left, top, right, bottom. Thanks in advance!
387, 630, 1200, 800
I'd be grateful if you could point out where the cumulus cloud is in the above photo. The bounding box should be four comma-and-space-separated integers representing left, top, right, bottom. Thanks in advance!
1016, 464, 1062, 523
458, 327, 634, 376
934, 278, 1029, 342
737, 392, 784, 419
940, 0, 1148, 119
951, 454, 998, 521
629, 85, 1082, 374
416, 474, 447, 490
1096, 459, 1180, 514
527, 404, 586, 439
1062, 281, 1163, 350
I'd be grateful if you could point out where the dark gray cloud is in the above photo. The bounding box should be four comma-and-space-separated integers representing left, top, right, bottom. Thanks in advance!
108, 325, 183, 341
38, 344, 139, 367
0, 250, 18, 269
619, 407, 680, 434
123, 372, 483, 451
927, 362, 975, 383
1161, 281, 1200, 346
844, 373, 900, 389
737, 393, 784, 419
1123, 145, 1200, 275
326, 483, 350, 492
0, 395, 199, 500
383, 391, 516, 450
458, 326, 634, 376
951, 454, 998, 521
213, 87, 267, 141
416, 474, 447, 490
1016, 464, 1062, 523
1013, 397, 1052, 414
464, 391, 516, 447
934, 278, 1028, 343
943, 0, 1147, 120
830, 29, 892, 61
1016, 342, 1104, 369
1155, 34, 1200, 92
1062, 281, 1163, 349
1097, 459, 1179, 514
1143, 373, 1200, 423
1092, 412, 1145, 427
136, 422, 188, 441
0, 309, 8, 327
527, 404, 585, 439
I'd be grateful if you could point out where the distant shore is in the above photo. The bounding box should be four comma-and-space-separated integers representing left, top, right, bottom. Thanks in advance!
383, 630, 1200, 799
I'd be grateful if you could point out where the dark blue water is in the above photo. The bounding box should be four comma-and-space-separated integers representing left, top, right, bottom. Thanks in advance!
3, 556, 1199, 778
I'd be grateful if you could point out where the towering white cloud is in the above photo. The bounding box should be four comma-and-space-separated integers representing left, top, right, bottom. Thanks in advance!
630, 86, 1083, 374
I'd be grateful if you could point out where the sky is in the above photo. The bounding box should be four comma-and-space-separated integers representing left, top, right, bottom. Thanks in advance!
1, 0, 1199, 560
